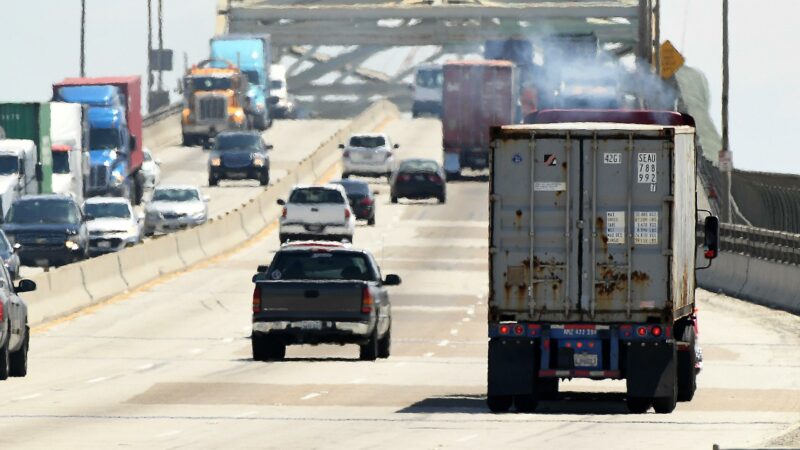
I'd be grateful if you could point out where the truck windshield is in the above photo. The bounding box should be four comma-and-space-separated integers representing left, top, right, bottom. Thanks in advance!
189, 77, 233, 91
243, 70, 260, 85
270, 79, 283, 90
0, 155, 19, 175
288, 188, 345, 204
348, 136, 385, 148
152, 189, 199, 202
90, 128, 121, 150
268, 251, 375, 281
52, 152, 71, 174
416, 69, 443, 88
84, 202, 131, 219
214, 134, 261, 150
6, 200, 80, 225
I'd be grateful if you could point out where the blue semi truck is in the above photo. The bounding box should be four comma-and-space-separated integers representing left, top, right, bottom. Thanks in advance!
210, 34, 272, 130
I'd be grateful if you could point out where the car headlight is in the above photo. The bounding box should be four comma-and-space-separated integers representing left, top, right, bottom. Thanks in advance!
210, 157, 221, 166
256, 101, 266, 110
65, 240, 80, 250
252, 156, 265, 167
111, 172, 124, 185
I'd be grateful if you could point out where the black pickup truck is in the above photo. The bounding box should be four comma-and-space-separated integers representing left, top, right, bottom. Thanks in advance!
251, 241, 401, 361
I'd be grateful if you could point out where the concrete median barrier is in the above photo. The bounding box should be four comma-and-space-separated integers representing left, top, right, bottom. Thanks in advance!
25, 100, 400, 327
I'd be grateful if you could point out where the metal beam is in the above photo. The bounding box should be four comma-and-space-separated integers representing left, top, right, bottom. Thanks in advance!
287, 46, 391, 84
293, 83, 410, 97
289, 46, 382, 85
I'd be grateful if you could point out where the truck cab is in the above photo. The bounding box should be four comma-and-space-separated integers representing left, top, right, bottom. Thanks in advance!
0, 140, 37, 218
269, 64, 295, 119
210, 35, 272, 129
181, 60, 250, 146
411, 64, 443, 118
85, 107, 132, 199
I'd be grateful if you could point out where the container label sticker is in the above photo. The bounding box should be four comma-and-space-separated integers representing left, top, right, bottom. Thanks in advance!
603, 153, 621, 164
634, 211, 659, 245
533, 181, 566, 191
637, 153, 657, 183
606, 211, 625, 244
512, 153, 523, 164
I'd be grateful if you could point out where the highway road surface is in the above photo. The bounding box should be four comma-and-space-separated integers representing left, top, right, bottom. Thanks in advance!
1, 118, 798, 449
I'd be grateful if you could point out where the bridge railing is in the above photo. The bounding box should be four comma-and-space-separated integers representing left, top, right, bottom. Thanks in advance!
697, 222, 800, 265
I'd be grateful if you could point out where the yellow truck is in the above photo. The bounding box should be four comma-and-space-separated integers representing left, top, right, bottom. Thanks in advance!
181, 59, 250, 147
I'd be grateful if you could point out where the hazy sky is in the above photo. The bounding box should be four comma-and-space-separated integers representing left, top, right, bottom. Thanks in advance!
0, 0, 796, 173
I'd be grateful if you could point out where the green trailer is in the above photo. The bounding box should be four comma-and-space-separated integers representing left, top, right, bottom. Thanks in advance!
0, 102, 53, 193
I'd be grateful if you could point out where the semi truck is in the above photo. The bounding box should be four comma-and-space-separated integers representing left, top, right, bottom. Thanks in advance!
411, 63, 443, 118
53, 77, 145, 204
181, 59, 251, 146
441, 60, 517, 180
210, 34, 272, 129
50, 102, 89, 204
486, 110, 719, 414
484, 39, 538, 118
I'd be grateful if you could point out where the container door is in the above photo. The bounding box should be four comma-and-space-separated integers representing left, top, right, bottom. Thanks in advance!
491, 134, 580, 320
583, 134, 671, 319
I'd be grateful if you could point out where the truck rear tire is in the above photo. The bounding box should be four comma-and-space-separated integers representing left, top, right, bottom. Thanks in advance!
252, 334, 285, 361
377, 326, 391, 359
9, 326, 28, 377
536, 378, 559, 401
513, 394, 538, 413
677, 324, 697, 402
0, 332, 9, 380
359, 328, 379, 361
486, 395, 512, 413
626, 397, 651, 414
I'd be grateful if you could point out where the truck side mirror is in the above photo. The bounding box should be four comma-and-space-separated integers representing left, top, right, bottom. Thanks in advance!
276, 199, 285, 206
15, 279, 36, 293
384, 274, 402, 286
256, 265, 268, 273
338, 144, 345, 149
703, 216, 720, 259
393, 143, 399, 149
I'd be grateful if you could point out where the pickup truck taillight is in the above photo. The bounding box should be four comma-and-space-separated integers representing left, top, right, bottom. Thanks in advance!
359, 197, 373, 206
281, 207, 287, 218
252, 286, 260, 313
361, 286, 373, 314
0, 302, 3, 321
343, 150, 351, 158
345, 208, 351, 220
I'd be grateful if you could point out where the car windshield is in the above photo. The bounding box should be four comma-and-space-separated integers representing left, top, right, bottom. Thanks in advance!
189, 76, 233, 91
399, 160, 440, 173
215, 134, 261, 150
152, 189, 199, 202
84, 202, 131, 219
289, 188, 345, 204
349, 136, 385, 148
243, 70, 260, 85
0, 155, 19, 175
52, 152, 71, 174
143, 151, 153, 162
268, 251, 375, 281
90, 128, 121, 149
415, 69, 443, 88
270, 79, 283, 90
6, 200, 80, 225
332, 181, 369, 197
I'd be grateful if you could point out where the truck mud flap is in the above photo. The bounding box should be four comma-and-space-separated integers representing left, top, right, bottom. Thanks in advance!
487, 338, 536, 396
625, 342, 676, 398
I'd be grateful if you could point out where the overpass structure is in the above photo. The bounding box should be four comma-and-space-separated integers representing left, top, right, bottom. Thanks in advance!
222, 0, 659, 113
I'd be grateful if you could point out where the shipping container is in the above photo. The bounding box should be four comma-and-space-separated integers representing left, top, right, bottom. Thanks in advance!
0, 102, 53, 193
486, 120, 715, 414
441, 60, 517, 178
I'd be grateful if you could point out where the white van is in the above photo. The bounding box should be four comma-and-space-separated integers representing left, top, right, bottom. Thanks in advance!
0, 139, 37, 218
269, 64, 295, 119
412, 63, 443, 118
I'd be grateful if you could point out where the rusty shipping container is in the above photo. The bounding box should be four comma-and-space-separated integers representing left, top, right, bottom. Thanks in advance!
486, 120, 708, 414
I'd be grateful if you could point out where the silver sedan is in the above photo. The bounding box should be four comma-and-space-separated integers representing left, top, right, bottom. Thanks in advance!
143, 185, 209, 236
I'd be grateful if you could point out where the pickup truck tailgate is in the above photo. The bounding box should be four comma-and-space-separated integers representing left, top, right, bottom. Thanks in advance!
286, 204, 345, 225
257, 281, 364, 319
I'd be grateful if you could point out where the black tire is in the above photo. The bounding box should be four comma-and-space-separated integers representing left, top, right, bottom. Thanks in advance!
208, 176, 218, 187
279, 234, 288, 244
342, 173, 350, 179
652, 395, 677, 414
626, 397, 651, 414
385, 172, 392, 182
259, 171, 270, 186
390, 195, 398, 204
10, 326, 28, 377
486, 394, 513, 413
182, 133, 193, 147
252, 334, 285, 361
437, 194, 446, 204
359, 328, 379, 361
677, 324, 697, 402
134, 173, 145, 205
514, 394, 538, 413
377, 326, 391, 359
0, 331, 10, 381
446, 172, 459, 182
367, 216, 375, 226
536, 378, 559, 401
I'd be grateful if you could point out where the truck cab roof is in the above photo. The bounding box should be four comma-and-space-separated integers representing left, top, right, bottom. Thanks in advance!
56, 85, 123, 108
0, 139, 35, 155
88, 107, 125, 128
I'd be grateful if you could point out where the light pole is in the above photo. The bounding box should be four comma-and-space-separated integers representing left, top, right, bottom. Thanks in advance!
719, 0, 733, 223
80, 0, 86, 77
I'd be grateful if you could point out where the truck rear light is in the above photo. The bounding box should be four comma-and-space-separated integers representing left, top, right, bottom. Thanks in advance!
513, 324, 524, 335
385, 151, 393, 159
345, 208, 351, 220
0, 302, 3, 321
281, 207, 287, 218
576, 341, 583, 348
398, 174, 410, 182
359, 197, 373, 206
252, 286, 260, 313
343, 151, 351, 158
499, 325, 510, 335
650, 325, 662, 337
704, 249, 717, 259
361, 286, 373, 313
636, 326, 648, 337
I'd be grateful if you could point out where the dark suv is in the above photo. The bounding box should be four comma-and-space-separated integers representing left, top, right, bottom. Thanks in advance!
208, 131, 272, 186
2, 195, 90, 268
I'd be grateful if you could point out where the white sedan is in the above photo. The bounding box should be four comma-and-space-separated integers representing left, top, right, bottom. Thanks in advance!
340, 133, 397, 181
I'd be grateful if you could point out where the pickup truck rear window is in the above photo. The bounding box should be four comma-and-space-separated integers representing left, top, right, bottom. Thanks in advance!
289, 188, 345, 205
269, 251, 376, 281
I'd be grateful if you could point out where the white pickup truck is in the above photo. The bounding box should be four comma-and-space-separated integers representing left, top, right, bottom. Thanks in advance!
277, 185, 356, 243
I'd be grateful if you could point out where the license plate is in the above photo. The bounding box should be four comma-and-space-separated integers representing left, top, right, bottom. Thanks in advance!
473, 157, 487, 166
228, 171, 248, 178
306, 224, 323, 233
295, 321, 322, 330
574, 352, 598, 368
97, 241, 111, 249
35, 259, 48, 266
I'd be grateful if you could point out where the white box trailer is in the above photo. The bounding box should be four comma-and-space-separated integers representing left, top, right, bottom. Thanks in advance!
487, 120, 719, 414
0, 139, 38, 218
50, 102, 88, 204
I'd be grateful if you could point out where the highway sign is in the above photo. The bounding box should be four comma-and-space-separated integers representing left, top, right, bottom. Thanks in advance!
660, 40, 685, 79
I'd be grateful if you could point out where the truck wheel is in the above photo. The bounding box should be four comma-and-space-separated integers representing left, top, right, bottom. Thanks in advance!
359, 328, 379, 361
514, 394, 538, 413
342, 173, 350, 179
0, 331, 9, 380
626, 397, 651, 414
134, 172, 145, 205
677, 324, 697, 402
252, 334, 285, 361
486, 395, 512, 413
208, 176, 218, 187
391, 195, 398, 204
9, 326, 28, 377
367, 215, 375, 226
437, 194, 446, 204
182, 133, 193, 147
536, 378, 559, 401
377, 326, 391, 359
259, 171, 270, 186
652, 390, 677, 414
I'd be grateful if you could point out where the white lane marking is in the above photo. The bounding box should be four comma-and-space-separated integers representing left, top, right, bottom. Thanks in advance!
222, 337, 234, 343
462, 317, 471, 322
466, 307, 475, 316
423, 352, 435, 358
236, 411, 258, 418
394, 362, 408, 367
450, 328, 459, 336
349, 378, 366, 384
458, 434, 479, 443
438, 339, 449, 347
136, 363, 155, 371
393, 306, 473, 313
301, 392, 321, 401
87, 376, 108, 384
189, 348, 205, 355
15, 393, 42, 401
156, 430, 182, 438
242, 325, 251, 333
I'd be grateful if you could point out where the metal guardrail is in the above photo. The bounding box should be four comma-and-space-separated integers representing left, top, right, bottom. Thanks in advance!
697, 222, 800, 266
142, 102, 182, 127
